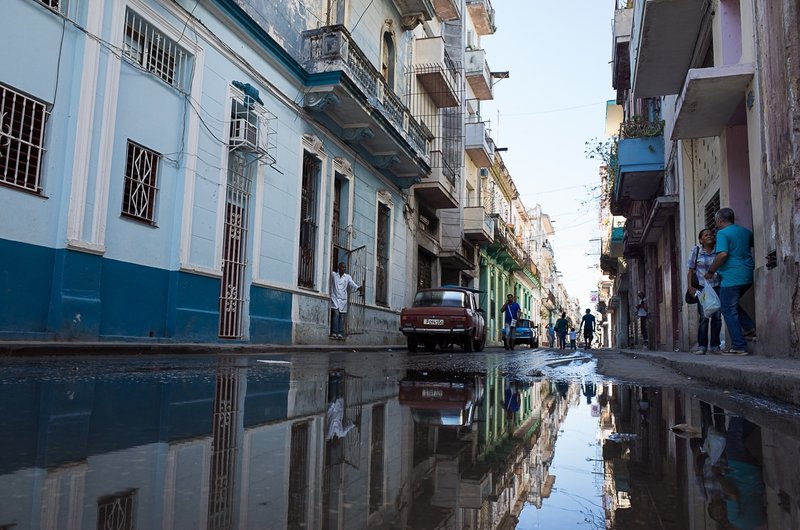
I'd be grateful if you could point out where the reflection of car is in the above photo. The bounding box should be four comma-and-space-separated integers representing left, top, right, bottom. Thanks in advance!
399, 370, 485, 427
400, 287, 486, 352
501, 318, 539, 347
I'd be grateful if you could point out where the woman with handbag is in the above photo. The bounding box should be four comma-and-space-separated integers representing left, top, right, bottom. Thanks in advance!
687, 228, 722, 354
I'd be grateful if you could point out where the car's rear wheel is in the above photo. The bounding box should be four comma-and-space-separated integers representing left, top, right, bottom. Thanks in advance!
463, 334, 475, 352
407, 336, 418, 352
475, 333, 486, 352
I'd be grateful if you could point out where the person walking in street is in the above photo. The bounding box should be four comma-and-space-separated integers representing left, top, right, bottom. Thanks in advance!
546, 323, 556, 347
705, 208, 756, 355
501, 293, 521, 350
554, 312, 569, 349
568, 327, 577, 350
330, 262, 362, 339
688, 228, 722, 354
636, 291, 648, 346
579, 308, 596, 349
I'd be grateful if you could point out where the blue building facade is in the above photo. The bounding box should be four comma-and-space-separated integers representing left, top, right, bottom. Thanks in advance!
0, 0, 424, 344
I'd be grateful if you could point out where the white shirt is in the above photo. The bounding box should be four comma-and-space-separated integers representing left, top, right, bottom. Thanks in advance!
636, 298, 647, 317
330, 271, 359, 312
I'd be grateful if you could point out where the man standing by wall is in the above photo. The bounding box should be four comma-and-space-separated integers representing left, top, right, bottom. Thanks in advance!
635, 291, 648, 346
330, 262, 362, 339
705, 208, 756, 355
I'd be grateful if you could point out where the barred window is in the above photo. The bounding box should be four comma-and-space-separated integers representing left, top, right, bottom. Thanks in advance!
704, 190, 720, 229
97, 489, 136, 530
0, 84, 48, 193
121, 141, 160, 223
122, 9, 191, 90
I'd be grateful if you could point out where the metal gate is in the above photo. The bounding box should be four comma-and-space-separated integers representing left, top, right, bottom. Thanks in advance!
219, 151, 253, 339
345, 245, 367, 335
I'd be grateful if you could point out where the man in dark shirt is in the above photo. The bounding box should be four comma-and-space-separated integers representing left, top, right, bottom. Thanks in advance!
580, 309, 596, 349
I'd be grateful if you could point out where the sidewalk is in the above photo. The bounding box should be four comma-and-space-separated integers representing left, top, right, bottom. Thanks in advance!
616, 348, 800, 407
0, 341, 402, 357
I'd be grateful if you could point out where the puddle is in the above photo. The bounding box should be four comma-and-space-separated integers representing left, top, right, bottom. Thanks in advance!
0, 352, 797, 529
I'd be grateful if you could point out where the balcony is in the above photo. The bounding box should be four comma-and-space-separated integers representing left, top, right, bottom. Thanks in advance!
671, 64, 754, 139
609, 226, 624, 257
465, 122, 494, 167
463, 206, 494, 243
414, 37, 460, 108
631, 0, 706, 98
466, 0, 496, 35
487, 215, 527, 271
612, 7, 632, 95
641, 196, 679, 243
465, 49, 493, 100
614, 119, 665, 204
302, 26, 430, 185
623, 217, 644, 259
440, 239, 476, 270
432, 0, 461, 21
600, 253, 619, 278
414, 150, 458, 209
392, 0, 435, 28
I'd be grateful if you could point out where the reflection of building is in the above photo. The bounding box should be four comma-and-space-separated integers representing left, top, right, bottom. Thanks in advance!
0, 353, 402, 528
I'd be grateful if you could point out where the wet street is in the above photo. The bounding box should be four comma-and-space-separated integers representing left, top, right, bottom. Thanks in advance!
1, 347, 798, 529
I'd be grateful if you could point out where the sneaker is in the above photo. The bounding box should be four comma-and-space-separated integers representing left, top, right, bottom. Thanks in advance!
708, 346, 721, 354
692, 347, 706, 355
722, 348, 749, 356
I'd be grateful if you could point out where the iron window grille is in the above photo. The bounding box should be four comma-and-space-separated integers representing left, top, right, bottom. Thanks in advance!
704, 190, 720, 229
122, 8, 191, 90
121, 141, 160, 223
97, 489, 136, 530
0, 84, 48, 194
298, 152, 320, 289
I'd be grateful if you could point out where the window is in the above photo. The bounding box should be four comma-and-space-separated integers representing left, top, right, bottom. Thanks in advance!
123, 8, 191, 90
97, 489, 136, 530
121, 141, 160, 223
704, 190, 720, 229
0, 84, 48, 193
381, 31, 395, 88
298, 152, 320, 288
375, 202, 390, 306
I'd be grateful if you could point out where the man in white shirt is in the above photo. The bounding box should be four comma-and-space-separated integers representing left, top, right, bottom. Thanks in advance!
330, 262, 362, 339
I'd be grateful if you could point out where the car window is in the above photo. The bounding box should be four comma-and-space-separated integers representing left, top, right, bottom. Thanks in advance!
413, 290, 467, 308
517, 319, 532, 328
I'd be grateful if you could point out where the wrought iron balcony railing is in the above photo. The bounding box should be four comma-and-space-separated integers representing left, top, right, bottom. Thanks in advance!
303, 25, 429, 160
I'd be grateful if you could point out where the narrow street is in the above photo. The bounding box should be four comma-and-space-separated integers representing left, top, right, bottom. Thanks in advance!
2, 347, 797, 529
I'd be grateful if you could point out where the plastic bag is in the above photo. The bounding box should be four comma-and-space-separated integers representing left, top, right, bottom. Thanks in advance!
698, 277, 720, 317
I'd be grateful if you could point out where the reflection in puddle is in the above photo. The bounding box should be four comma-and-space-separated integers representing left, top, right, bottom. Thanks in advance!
0, 355, 796, 529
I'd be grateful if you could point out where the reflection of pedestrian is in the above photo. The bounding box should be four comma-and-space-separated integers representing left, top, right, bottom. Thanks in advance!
503, 385, 522, 427
555, 381, 569, 399
636, 292, 648, 345
705, 208, 756, 356
330, 262, 362, 339
582, 381, 595, 405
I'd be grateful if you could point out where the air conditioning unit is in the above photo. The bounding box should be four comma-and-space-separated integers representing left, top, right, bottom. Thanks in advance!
230, 117, 259, 151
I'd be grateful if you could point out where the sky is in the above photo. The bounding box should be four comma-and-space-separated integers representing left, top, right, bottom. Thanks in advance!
479, 1, 617, 311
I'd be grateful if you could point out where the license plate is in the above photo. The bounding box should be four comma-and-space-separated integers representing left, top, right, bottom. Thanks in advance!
423, 318, 444, 325
422, 389, 443, 398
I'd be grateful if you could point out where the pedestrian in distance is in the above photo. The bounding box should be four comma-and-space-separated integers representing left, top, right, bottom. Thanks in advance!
554, 312, 569, 349
705, 208, 756, 355
580, 308, 596, 349
501, 293, 521, 350
546, 323, 556, 347
636, 291, 648, 346
688, 228, 722, 354
330, 262, 362, 339
568, 327, 577, 350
